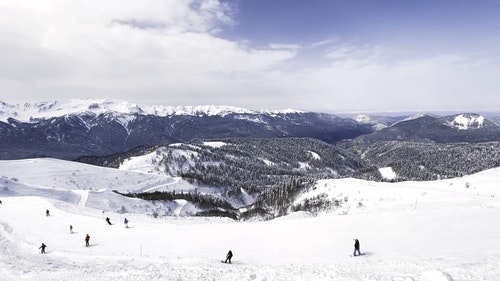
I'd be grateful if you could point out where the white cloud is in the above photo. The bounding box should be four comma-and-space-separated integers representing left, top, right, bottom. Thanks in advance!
0, 1, 499, 113
0, 0, 295, 104
269, 49, 500, 112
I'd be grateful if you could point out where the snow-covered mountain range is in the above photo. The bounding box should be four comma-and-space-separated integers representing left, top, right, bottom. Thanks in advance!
2, 99, 500, 190
0, 99, 373, 160
0, 99, 301, 123
348, 113, 500, 144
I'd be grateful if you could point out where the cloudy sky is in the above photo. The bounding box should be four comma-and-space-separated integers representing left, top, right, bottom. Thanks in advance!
1, 0, 500, 113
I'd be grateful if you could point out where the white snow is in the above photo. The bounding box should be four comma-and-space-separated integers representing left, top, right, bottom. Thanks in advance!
355, 114, 372, 124
0, 99, 303, 122
233, 115, 267, 123
0, 158, 499, 280
448, 114, 485, 130
403, 113, 435, 121
258, 157, 274, 166
307, 150, 321, 160
202, 141, 227, 148
379, 166, 397, 181
297, 162, 311, 170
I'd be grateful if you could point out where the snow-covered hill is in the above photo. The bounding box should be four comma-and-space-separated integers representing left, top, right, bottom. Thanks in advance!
0, 158, 499, 280
0, 158, 202, 216
445, 113, 485, 130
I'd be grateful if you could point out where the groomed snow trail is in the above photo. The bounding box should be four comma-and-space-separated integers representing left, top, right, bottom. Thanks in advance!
74, 190, 89, 207
0, 195, 499, 281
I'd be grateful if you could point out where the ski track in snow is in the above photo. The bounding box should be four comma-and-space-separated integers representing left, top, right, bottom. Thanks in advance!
74, 190, 89, 207
173, 199, 188, 217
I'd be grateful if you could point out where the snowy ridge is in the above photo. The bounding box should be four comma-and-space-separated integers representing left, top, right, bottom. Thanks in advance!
355, 114, 372, 124
388, 112, 438, 127
0, 99, 303, 122
446, 113, 485, 130
354, 114, 389, 130
403, 113, 438, 121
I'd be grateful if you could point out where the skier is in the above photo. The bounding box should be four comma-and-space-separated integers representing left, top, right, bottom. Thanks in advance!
124, 218, 129, 228
353, 239, 361, 256
105, 217, 111, 225
0, 199, 2, 205
46, 209, 50, 216
85, 234, 90, 247
39, 243, 47, 254
70, 225, 74, 234
224, 250, 233, 264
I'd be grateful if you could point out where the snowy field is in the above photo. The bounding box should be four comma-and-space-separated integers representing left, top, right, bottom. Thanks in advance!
1, 159, 499, 281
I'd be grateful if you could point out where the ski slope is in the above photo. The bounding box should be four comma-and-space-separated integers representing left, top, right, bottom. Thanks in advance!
0, 158, 499, 280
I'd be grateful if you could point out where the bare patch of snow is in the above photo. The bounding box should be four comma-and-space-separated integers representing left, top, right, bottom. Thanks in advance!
448, 114, 484, 130
379, 167, 397, 181
307, 150, 321, 160
203, 141, 226, 148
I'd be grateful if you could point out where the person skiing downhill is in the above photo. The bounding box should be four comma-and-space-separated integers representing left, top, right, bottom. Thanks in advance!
46, 209, 50, 216
39, 243, 47, 254
224, 250, 233, 264
70, 225, 74, 234
105, 217, 111, 225
85, 234, 90, 247
353, 239, 361, 256
124, 218, 129, 228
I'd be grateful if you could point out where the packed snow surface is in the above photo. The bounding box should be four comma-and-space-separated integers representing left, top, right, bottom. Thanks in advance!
0, 158, 499, 280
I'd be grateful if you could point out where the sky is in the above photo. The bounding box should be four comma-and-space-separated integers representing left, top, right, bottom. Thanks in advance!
1, 0, 500, 113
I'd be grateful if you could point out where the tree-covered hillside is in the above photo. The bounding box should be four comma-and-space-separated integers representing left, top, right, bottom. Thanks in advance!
153, 138, 364, 194
348, 141, 500, 181
82, 138, 500, 219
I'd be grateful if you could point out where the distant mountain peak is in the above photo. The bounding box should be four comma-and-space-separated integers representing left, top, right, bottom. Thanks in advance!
403, 113, 438, 122
355, 114, 372, 124
445, 113, 485, 130
354, 114, 390, 130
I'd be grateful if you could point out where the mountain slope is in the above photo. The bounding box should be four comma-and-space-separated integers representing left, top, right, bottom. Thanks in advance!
0, 100, 373, 160
349, 113, 500, 144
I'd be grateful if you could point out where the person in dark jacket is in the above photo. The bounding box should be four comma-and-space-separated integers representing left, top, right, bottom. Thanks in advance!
39, 243, 47, 254
46, 209, 50, 216
224, 250, 233, 264
85, 234, 90, 247
353, 239, 361, 256
105, 217, 111, 225
124, 218, 129, 228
